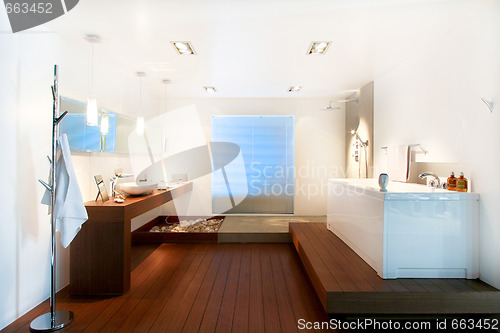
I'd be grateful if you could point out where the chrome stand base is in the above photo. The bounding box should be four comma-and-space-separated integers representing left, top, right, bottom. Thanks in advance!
30, 310, 73, 332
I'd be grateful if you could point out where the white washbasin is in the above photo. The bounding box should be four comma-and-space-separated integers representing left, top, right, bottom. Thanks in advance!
118, 182, 157, 196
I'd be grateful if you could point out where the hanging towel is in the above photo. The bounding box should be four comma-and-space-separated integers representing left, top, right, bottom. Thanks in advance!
42, 134, 88, 248
386, 145, 410, 182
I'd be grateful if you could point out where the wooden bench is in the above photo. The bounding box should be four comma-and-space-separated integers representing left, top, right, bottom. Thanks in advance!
289, 222, 500, 314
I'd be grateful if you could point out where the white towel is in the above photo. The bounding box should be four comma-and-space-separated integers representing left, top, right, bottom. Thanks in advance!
42, 134, 88, 248
386, 145, 410, 182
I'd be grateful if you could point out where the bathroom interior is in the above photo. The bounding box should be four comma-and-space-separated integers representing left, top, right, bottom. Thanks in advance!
1, 0, 500, 331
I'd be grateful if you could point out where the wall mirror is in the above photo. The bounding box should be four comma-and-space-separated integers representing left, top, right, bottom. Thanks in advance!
59, 96, 135, 154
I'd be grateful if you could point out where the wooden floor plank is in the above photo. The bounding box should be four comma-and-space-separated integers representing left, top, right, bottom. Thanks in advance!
115, 245, 187, 332
461, 279, 499, 291
276, 246, 312, 322
414, 279, 445, 292
440, 279, 476, 292
278, 246, 333, 333
381, 279, 411, 293
80, 244, 174, 332
130, 244, 201, 333
290, 227, 328, 309
5, 290, 69, 333
146, 244, 210, 333
214, 245, 242, 333
58, 245, 176, 333
260, 245, 282, 333
58, 295, 114, 333
297, 224, 361, 292
130, 243, 161, 270
269, 245, 300, 333
248, 244, 266, 333
166, 245, 220, 333
291, 224, 342, 292
232, 245, 251, 333
181, 244, 228, 333
100, 244, 192, 333
311, 223, 396, 293
425, 279, 462, 292
397, 279, 429, 293
308, 224, 409, 293
309, 223, 377, 292
197, 245, 234, 333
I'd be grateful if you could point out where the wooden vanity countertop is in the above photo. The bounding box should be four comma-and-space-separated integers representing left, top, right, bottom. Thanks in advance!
84, 182, 193, 220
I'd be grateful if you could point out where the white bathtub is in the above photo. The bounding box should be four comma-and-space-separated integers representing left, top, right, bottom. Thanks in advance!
327, 178, 479, 279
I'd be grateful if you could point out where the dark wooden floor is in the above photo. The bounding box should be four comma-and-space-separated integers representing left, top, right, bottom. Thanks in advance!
2, 243, 336, 333
290, 223, 500, 314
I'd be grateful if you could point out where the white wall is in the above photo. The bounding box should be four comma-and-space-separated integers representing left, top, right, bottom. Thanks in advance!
0, 23, 160, 328
373, 1, 500, 288
159, 98, 345, 217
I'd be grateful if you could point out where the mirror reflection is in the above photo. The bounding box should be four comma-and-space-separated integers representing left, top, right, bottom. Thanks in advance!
59, 96, 135, 154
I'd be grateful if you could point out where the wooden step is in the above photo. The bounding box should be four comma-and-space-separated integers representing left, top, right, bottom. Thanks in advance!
289, 222, 500, 314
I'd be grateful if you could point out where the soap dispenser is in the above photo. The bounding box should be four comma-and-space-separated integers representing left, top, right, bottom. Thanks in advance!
447, 172, 457, 191
456, 172, 468, 192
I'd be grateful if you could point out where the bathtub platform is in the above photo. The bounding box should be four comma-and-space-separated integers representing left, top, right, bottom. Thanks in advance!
289, 222, 500, 314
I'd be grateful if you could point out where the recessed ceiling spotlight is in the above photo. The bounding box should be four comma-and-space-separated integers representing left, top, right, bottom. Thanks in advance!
203, 86, 216, 93
171, 41, 196, 55
308, 41, 331, 55
288, 86, 302, 93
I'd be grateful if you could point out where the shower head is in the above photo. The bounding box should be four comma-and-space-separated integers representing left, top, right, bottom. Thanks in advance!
320, 101, 341, 111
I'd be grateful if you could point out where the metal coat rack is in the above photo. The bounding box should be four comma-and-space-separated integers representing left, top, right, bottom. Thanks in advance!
30, 65, 74, 331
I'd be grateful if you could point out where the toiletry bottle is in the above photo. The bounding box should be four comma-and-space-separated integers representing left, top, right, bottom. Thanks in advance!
447, 171, 457, 191
456, 172, 468, 192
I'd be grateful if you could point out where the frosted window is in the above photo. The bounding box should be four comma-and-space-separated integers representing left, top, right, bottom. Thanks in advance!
211, 115, 294, 214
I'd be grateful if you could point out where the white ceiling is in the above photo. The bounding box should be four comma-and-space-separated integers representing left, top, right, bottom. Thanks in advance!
44, 0, 477, 99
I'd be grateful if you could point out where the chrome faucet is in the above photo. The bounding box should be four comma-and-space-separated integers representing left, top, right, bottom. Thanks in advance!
110, 172, 133, 197
419, 172, 441, 189
110, 176, 119, 197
